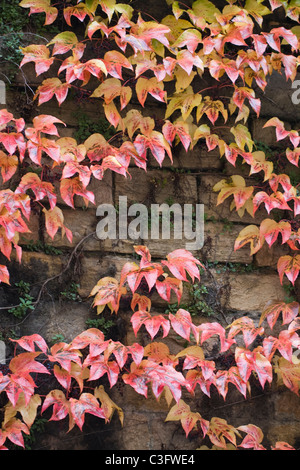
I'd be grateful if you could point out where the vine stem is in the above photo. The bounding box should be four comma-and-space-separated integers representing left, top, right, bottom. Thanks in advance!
0, 231, 97, 327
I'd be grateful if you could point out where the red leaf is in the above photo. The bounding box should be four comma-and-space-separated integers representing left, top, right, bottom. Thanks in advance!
0, 264, 10, 284
69, 393, 105, 431
16, 173, 57, 209
42, 389, 69, 421
10, 334, 48, 354
155, 275, 183, 304
199, 322, 234, 353
48, 342, 82, 373
131, 310, 170, 340
2, 418, 30, 448
162, 249, 202, 282
235, 347, 272, 388
169, 309, 198, 343
259, 301, 299, 329
60, 176, 95, 208
35, 78, 71, 106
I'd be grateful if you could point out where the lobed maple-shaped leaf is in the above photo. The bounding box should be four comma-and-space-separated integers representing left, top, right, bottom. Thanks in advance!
144, 342, 177, 367
232, 87, 261, 117
274, 356, 300, 395
131, 292, 151, 312
259, 301, 300, 329
48, 342, 82, 373
20, 44, 54, 76
234, 224, 263, 255
47, 31, 79, 55
63, 3, 93, 27
207, 417, 241, 450
130, 310, 170, 340
94, 385, 124, 425
199, 322, 235, 353
259, 218, 292, 247
185, 368, 215, 397
161, 249, 202, 282
53, 363, 88, 393
60, 176, 95, 208
253, 191, 292, 215
9, 351, 50, 377
263, 118, 300, 148
5, 373, 36, 407
122, 260, 163, 294
83, 353, 120, 387
0, 131, 26, 161
263, 330, 300, 362
91, 77, 132, 110
215, 367, 249, 399
238, 424, 265, 450
19, 0, 58, 25
4, 393, 41, 429
162, 120, 192, 152
42, 389, 70, 423
35, 78, 71, 106
1, 418, 30, 449
103, 50, 133, 80
235, 346, 272, 388
134, 130, 172, 166
227, 316, 264, 348
90, 276, 126, 314
165, 86, 202, 121
165, 399, 207, 438
136, 77, 166, 107
16, 173, 57, 210
68, 328, 108, 358
155, 275, 183, 304
277, 254, 300, 285
10, 334, 48, 354
0, 151, 18, 183
169, 308, 198, 343
213, 175, 254, 211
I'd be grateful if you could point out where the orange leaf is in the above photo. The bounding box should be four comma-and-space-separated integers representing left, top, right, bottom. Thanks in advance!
234, 225, 263, 255
0, 151, 18, 182
0, 264, 9, 284
277, 254, 300, 284
35, 78, 70, 106
259, 301, 300, 329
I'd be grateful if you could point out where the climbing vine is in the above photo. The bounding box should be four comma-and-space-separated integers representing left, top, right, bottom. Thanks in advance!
0, 0, 299, 450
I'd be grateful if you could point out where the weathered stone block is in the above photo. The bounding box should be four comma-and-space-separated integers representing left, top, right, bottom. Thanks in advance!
77, 254, 134, 298
225, 272, 286, 313
147, 145, 224, 171
251, 117, 292, 148
202, 221, 253, 264
18, 213, 41, 245
115, 168, 198, 205
44, 208, 99, 251
254, 241, 289, 268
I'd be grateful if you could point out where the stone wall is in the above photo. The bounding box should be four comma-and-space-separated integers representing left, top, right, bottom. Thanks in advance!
0, 4, 300, 450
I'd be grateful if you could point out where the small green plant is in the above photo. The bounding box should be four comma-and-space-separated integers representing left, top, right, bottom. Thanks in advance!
60, 282, 80, 301
25, 240, 63, 255
50, 333, 65, 345
85, 317, 115, 338
23, 418, 48, 450
73, 111, 114, 143
165, 282, 215, 318
8, 281, 35, 319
